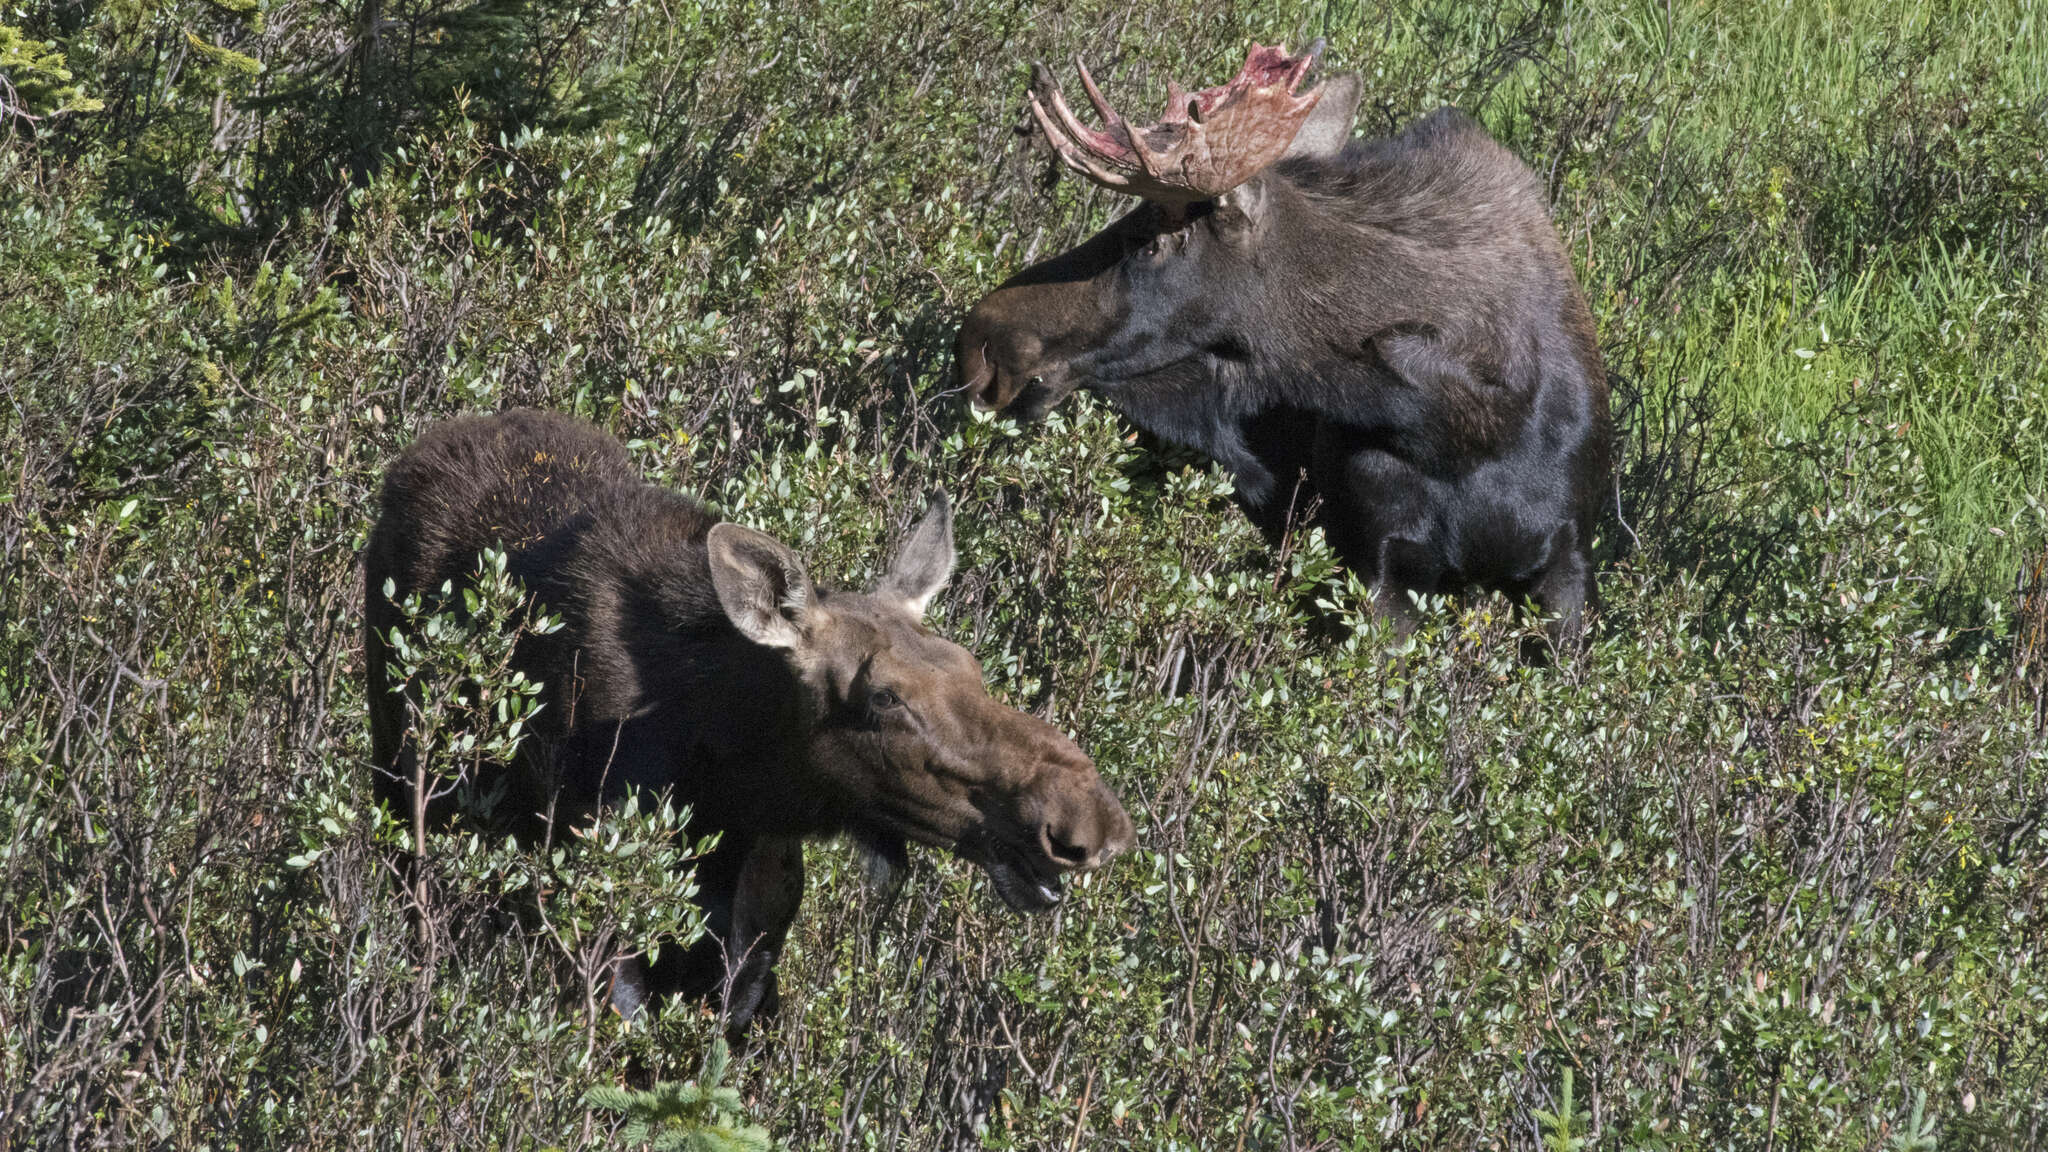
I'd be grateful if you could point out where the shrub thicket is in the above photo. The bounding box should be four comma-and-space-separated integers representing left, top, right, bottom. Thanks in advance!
3, 0, 2045, 1148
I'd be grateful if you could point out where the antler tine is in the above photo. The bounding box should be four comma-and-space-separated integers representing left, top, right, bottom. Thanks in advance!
1074, 58, 1119, 126
1033, 78, 1112, 160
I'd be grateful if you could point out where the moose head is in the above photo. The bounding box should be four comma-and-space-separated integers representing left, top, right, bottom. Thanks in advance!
704, 494, 1134, 910
956, 41, 1362, 447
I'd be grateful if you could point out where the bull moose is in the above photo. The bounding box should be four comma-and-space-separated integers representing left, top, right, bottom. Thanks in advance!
364, 409, 1132, 1031
955, 42, 1611, 637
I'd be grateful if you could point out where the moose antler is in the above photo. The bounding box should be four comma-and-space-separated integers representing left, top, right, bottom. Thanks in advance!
1028, 41, 1327, 205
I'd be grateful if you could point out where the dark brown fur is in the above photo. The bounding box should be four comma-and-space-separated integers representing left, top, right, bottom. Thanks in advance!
958, 90, 1611, 637
364, 409, 1131, 1031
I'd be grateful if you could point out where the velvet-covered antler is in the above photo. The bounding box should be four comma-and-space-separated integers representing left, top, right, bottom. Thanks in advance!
1028, 41, 1327, 204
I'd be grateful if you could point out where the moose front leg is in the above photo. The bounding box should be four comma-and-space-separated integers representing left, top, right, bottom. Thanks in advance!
610, 831, 804, 1034
716, 834, 805, 1037
1526, 524, 1593, 651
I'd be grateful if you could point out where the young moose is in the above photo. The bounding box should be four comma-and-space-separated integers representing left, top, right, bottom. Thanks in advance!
956, 43, 1611, 637
364, 409, 1132, 1031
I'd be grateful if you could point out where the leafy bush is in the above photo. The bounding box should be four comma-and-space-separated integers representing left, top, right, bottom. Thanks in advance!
2, 0, 2044, 1148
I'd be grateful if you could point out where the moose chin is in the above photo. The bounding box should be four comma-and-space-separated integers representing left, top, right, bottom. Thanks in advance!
957, 41, 1612, 641
364, 409, 1133, 1034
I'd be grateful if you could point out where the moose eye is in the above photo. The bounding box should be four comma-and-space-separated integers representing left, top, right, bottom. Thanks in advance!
1123, 231, 1166, 261
868, 687, 902, 711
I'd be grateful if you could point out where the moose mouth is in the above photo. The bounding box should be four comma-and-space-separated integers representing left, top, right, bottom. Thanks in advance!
980, 838, 1064, 913
1000, 379, 1068, 425
959, 342, 1073, 423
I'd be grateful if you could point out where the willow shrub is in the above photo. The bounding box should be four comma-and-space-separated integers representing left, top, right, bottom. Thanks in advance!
4, 0, 2046, 1148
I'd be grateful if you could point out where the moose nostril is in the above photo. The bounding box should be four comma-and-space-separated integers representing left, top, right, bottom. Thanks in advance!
1041, 824, 1091, 869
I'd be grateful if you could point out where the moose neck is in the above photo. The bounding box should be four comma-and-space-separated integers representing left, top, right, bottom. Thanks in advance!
1072, 174, 1437, 505
615, 623, 848, 836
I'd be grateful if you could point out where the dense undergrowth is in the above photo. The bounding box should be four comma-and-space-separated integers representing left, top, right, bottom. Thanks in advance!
3, 0, 2046, 1147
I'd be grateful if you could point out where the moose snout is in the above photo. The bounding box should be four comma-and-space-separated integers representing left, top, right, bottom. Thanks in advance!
1035, 776, 1135, 874
954, 311, 1047, 414
953, 325, 998, 408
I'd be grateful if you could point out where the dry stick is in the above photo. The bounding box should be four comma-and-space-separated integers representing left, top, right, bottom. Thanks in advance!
992, 1003, 1046, 1091
1764, 1060, 1783, 1152
1065, 1068, 1094, 1152
1232, 1095, 1257, 1152
578, 705, 626, 1062
1265, 987, 1303, 1149
408, 720, 439, 1042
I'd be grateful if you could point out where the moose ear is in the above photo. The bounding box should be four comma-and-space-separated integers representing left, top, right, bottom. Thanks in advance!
1284, 73, 1361, 162
879, 492, 954, 615
706, 523, 814, 650
1214, 182, 1268, 233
